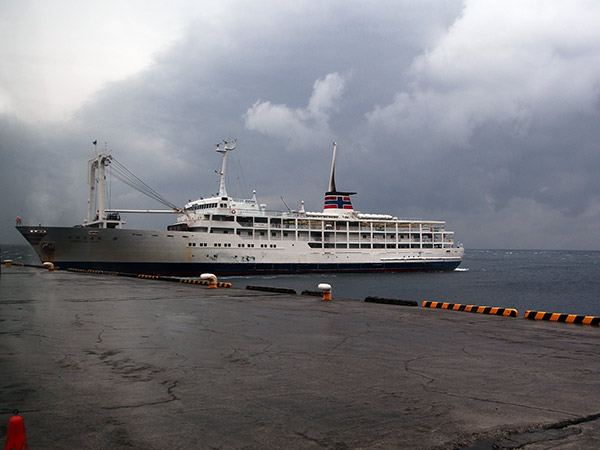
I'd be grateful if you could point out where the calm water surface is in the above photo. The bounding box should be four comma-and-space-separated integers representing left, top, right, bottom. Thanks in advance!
225, 249, 600, 316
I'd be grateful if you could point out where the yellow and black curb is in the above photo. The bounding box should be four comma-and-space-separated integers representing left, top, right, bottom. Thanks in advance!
525, 310, 600, 326
179, 278, 232, 288
422, 301, 518, 317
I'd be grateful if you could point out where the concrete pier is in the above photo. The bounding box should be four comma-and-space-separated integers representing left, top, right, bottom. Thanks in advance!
1, 266, 599, 449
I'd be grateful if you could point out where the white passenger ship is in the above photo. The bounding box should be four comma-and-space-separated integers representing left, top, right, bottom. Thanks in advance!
17, 141, 464, 275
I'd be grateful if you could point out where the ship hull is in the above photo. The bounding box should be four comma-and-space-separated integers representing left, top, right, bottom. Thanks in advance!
17, 225, 463, 276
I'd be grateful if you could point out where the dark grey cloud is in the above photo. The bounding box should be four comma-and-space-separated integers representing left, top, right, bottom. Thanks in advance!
2, 0, 600, 250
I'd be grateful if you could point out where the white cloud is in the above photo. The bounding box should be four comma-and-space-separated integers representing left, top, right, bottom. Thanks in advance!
0, 0, 197, 122
367, 0, 600, 147
244, 72, 348, 148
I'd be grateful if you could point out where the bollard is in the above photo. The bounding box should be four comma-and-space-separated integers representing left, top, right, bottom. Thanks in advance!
318, 283, 332, 301
6, 410, 27, 450
4, 259, 12, 267
201, 273, 218, 289
42, 262, 55, 271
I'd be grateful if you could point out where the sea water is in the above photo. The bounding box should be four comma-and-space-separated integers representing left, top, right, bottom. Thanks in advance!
2, 245, 599, 317
225, 249, 600, 317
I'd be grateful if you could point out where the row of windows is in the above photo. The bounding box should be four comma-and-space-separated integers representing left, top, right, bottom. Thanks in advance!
308, 243, 449, 249
188, 241, 449, 249
186, 203, 218, 211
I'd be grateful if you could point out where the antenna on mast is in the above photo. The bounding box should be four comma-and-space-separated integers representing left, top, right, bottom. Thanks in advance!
215, 139, 237, 197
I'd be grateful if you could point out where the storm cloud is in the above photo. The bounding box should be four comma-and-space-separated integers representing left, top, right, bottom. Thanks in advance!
2, 0, 600, 249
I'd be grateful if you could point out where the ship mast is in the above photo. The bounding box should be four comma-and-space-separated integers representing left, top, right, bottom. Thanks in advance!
328, 142, 338, 193
215, 140, 236, 197
87, 151, 112, 225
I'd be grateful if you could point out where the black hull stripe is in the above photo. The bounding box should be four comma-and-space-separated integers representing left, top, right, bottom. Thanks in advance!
54, 260, 461, 276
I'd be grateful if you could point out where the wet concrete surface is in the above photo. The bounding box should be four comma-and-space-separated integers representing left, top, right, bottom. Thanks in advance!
1, 266, 599, 449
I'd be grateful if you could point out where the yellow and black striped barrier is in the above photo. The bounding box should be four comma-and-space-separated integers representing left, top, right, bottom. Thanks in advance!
179, 278, 231, 288
525, 310, 600, 326
422, 301, 518, 317
138, 274, 159, 279
180, 278, 204, 285
67, 268, 110, 275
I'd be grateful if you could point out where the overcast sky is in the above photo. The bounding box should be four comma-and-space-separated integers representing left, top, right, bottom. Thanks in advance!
2, 0, 600, 250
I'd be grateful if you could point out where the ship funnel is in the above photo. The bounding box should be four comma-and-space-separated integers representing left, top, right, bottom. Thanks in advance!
324, 142, 355, 213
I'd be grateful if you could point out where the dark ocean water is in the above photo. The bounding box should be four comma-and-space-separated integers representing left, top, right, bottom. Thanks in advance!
2, 245, 599, 316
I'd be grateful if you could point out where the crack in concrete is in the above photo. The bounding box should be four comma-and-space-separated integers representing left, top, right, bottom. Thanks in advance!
101, 380, 179, 410
403, 355, 580, 417
426, 387, 578, 417
458, 412, 600, 449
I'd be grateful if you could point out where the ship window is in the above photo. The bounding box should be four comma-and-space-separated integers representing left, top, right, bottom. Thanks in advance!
308, 242, 322, 248
361, 243, 371, 248
237, 217, 253, 226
